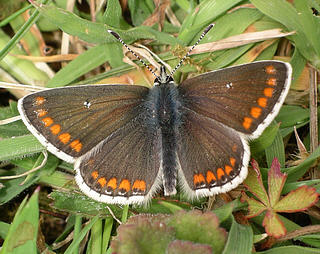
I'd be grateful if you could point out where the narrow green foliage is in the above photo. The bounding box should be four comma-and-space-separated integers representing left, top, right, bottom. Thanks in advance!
0, 188, 39, 254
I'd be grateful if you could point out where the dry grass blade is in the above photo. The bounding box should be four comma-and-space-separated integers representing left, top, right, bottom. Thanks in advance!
11, 54, 79, 62
190, 29, 295, 54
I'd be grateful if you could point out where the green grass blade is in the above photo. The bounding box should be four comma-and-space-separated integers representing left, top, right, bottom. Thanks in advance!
222, 216, 253, 254
0, 188, 39, 254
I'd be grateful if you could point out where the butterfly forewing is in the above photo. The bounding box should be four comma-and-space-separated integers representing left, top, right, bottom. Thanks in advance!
178, 61, 291, 138
18, 85, 149, 162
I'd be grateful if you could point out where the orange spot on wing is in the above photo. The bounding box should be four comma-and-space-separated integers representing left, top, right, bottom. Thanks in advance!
265, 65, 276, 74
193, 173, 205, 186
264, 88, 274, 97
35, 96, 45, 105
232, 144, 237, 152
41, 117, 53, 127
50, 124, 61, 135
258, 97, 267, 108
132, 180, 146, 192
98, 177, 107, 187
230, 157, 236, 167
225, 165, 233, 175
91, 171, 99, 180
206, 170, 216, 184
107, 178, 117, 190
36, 109, 47, 117
266, 77, 277, 86
250, 107, 262, 118
216, 168, 225, 180
70, 139, 82, 152
58, 133, 71, 144
242, 117, 252, 130
119, 179, 130, 193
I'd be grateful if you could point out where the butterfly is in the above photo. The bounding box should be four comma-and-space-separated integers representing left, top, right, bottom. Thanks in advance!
18, 57, 292, 205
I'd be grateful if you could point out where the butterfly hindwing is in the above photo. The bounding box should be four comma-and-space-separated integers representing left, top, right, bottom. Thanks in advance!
75, 112, 162, 204
18, 85, 149, 163
176, 107, 249, 197
178, 61, 292, 138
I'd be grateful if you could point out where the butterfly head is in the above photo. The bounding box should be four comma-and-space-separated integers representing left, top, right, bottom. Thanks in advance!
154, 66, 174, 85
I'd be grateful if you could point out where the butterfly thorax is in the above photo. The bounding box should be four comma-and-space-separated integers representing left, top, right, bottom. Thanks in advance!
146, 81, 181, 130
144, 81, 182, 195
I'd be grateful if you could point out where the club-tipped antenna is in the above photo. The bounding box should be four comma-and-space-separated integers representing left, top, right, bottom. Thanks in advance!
108, 29, 159, 79
169, 23, 214, 77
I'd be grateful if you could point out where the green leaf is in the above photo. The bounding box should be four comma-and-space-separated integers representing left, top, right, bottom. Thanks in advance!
290, 48, 307, 88
250, 0, 320, 68
128, 0, 154, 26
257, 246, 320, 254
0, 167, 39, 205
250, 121, 279, 155
276, 105, 309, 129
0, 135, 44, 161
111, 214, 175, 254
135, 199, 192, 214
265, 129, 285, 168
102, 217, 113, 252
88, 219, 103, 254
47, 44, 116, 87
0, 154, 59, 205
0, 29, 50, 86
243, 161, 269, 206
201, 8, 263, 43
0, 221, 10, 239
34, 3, 179, 45
168, 210, 227, 254
295, 234, 320, 248
241, 192, 266, 218
49, 190, 124, 218
0, 106, 28, 139
10, 13, 43, 57
167, 240, 212, 254
155, 200, 184, 213
285, 144, 320, 182
179, 0, 244, 43
103, 0, 128, 29
213, 201, 235, 223
282, 179, 320, 194
0, 188, 39, 254
294, 0, 320, 61
268, 159, 287, 207
222, 217, 253, 254
262, 210, 286, 238
243, 158, 319, 239
273, 185, 319, 212
64, 216, 99, 254
0, 0, 48, 62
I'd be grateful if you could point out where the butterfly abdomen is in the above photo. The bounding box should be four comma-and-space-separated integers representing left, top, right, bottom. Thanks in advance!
145, 82, 182, 196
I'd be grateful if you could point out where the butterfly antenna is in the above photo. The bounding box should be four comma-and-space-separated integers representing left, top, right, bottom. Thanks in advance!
108, 30, 159, 79
169, 23, 215, 77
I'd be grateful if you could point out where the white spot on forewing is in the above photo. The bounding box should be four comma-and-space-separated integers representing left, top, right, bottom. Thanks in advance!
84, 100, 91, 109
226, 82, 233, 89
